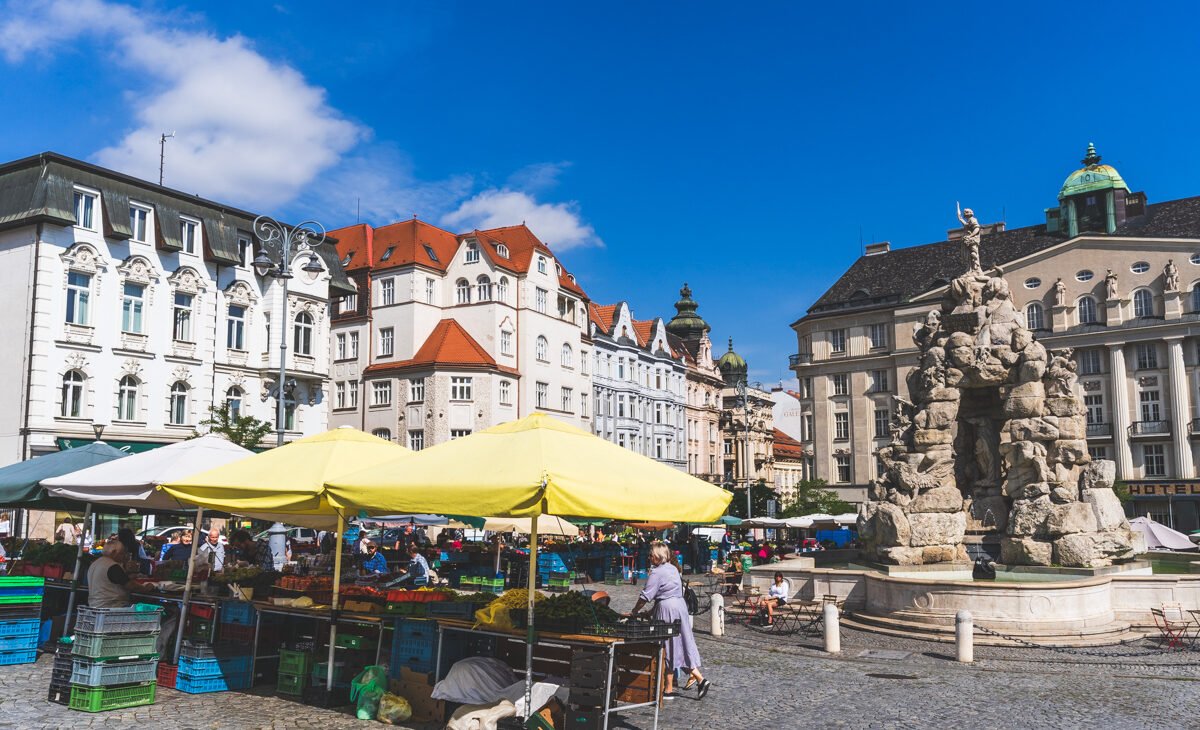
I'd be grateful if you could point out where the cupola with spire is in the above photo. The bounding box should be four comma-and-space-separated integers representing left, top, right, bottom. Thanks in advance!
1047, 142, 1144, 236
717, 337, 748, 386
666, 282, 711, 344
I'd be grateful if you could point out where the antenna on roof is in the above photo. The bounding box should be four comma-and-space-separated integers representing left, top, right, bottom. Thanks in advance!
356, 197, 360, 225
158, 131, 175, 186
859, 226, 863, 256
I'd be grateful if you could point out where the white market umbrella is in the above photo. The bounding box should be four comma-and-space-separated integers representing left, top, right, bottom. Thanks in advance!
484, 516, 579, 536
1130, 517, 1197, 551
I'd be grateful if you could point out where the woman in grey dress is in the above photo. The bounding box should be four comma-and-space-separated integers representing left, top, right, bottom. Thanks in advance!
628, 541, 710, 698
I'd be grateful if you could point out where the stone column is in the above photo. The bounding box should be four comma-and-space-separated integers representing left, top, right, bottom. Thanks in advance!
1108, 344, 1134, 478
1166, 337, 1195, 478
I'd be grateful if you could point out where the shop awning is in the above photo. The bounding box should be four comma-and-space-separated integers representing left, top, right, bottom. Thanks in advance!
56, 438, 167, 454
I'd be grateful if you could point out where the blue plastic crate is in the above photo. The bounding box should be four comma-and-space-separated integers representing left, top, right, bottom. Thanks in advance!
389, 635, 435, 678
0, 618, 40, 638
179, 654, 252, 677
0, 648, 37, 665
176, 670, 252, 693
0, 633, 38, 651
393, 617, 436, 641
219, 601, 256, 626
0, 586, 44, 598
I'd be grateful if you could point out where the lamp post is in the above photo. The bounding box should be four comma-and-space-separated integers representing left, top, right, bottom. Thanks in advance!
251, 216, 327, 447
91, 423, 105, 442
737, 378, 753, 519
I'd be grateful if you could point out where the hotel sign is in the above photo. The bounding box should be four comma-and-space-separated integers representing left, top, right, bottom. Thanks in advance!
1127, 482, 1200, 496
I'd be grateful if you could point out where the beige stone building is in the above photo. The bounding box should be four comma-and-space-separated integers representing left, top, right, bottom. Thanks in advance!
790, 144, 1200, 531
717, 340, 776, 493
664, 285, 725, 482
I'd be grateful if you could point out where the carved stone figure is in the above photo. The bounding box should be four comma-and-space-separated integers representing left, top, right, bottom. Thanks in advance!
1053, 278, 1066, 306
1105, 269, 1118, 300
956, 203, 982, 274
1165, 259, 1180, 292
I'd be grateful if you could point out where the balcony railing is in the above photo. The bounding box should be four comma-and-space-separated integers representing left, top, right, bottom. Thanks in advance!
1086, 422, 1112, 438
789, 353, 813, 368
1129, 420, 1171, 436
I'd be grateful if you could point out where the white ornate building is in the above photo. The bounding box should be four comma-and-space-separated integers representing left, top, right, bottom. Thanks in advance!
588, 302, 687, 470
0, 153, 352, 463
326, 220, 592, 447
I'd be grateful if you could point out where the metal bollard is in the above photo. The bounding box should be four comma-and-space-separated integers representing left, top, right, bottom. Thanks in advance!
956, 610, 973, 663
823, 603, 840, 653
709, 593, 725, 637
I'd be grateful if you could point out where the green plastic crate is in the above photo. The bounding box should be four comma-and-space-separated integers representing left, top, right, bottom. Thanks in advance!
71, 631, 160, 660
334, 633, 366, 650
68, 681, 157, 713
278, 649, 311, 676
479, 578, 504, 591
277, 672, 305, 696
0, 577, 45, 587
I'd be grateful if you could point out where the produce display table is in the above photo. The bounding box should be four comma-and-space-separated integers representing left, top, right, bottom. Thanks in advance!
247, 601, 391, 677
432, 618, 666, 730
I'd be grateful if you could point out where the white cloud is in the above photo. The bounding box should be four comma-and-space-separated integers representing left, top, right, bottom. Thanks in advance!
0, 0, 363, 210
441, 189, 603, 250
505, 161, 571, 193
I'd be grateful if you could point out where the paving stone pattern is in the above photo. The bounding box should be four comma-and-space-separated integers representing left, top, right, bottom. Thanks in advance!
0, 583, 1197, 729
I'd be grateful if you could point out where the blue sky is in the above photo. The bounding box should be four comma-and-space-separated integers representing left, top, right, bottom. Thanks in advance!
3, 1, 1198, 384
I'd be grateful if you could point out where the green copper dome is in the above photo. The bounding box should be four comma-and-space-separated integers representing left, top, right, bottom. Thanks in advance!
666, 282, 710, 341
717, 337, 748, 385
1059, 143, 1128, 200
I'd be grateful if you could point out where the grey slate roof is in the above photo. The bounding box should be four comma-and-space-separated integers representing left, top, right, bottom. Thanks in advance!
0, 152, 355, 297
804, 196, 1200, 320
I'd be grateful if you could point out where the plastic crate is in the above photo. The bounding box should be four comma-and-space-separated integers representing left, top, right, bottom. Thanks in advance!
47, 684, 71, 705
179, 641, 244, 660
74, 605, 163, 635
217, 622, 255, 645
277, 671, 305, 696
0, 576, 44, 587
302, 683, 350, 708
156, 662, 177, 689
188, 603, 215, 620
0, 618, 40, 637
393, 617, 436, 640
219, 600, 257, 625
0, 633, 39, 651
0, 584, 44, 598
311, 661, 350, 688
278, 648, 311, 676
176, 671, 251, 694
179, 653, 252, 677
334, 633, 366, 650
71, 631, 159, 660
70, 657, 159, 686
0, 603, 43, 620
478, 578, 504, 592
0, 593, 44, 605
68, 681, 156, 712
426, 601, 486, 620
0, 648, 37, 665
184, 617, 215, 642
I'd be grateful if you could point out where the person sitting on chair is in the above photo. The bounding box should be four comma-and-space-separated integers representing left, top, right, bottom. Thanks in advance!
763, 571, 790, 625
395, 544, 430, 586
361, 541, 388, 574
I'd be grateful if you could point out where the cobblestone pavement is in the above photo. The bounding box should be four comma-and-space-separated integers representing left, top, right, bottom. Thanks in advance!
1, 583, 1197, 729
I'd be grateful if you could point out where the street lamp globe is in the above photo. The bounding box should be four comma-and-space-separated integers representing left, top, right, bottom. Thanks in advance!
252, 250, 276, 278
301, 252, 324, 283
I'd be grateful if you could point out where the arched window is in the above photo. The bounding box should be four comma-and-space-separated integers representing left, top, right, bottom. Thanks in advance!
226, 386, 243, 418
536, 335, 548, 362
497, 277, 509, 302
536, 256, 547, 275
496, 244, 509, 259
476, 275, 492, 301
1133, 288, 1154, 318
117, 376, 139, 421
169, 382, 189, 425
61, 371, 85, 418
372, 428, 392, 441
1193, 283, 1200, 313
1026, 302, 1044, 331
456, 278, 471, 304
293, 312, 314, 355
561, 343, 573, 368
1077, 296, 1098, 325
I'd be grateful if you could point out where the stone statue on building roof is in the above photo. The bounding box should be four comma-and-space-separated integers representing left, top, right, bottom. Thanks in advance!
956, 202, 982, 274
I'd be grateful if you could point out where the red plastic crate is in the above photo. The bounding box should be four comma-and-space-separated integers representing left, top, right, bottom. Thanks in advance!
157, 662, 178, 689
188, 603, 216, 620
217, 623, 255, 644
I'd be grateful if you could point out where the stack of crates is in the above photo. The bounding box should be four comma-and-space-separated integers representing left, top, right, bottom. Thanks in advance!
176, 641, 253, 693
47, 639, 74, 705
389, 618, 438, 679
565, 648, 609, 730
69, 604, 161, 713
276, 647, 311, 697
0, 576, 44, 666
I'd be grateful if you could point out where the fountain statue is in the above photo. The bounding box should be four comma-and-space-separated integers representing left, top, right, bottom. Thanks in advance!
858, 206, 1135, 568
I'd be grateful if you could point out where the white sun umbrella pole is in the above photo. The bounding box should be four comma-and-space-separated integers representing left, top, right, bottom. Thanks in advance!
172, 507, 204, 662
524, 510, 538, 719
327, 512, 346, 694
63, 502, 92, 634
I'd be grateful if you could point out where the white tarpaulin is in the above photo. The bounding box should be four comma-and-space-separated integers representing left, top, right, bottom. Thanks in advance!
1130, 517, 1198, 551
43, 435, 252, 511
483, 516, 580, 536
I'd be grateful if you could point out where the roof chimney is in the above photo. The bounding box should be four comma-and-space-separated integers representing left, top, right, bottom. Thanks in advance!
864, 241, 890, 256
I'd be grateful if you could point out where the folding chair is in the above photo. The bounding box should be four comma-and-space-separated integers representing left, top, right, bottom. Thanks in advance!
1162, 603, 1199, 650
1152, 607, 1190, 651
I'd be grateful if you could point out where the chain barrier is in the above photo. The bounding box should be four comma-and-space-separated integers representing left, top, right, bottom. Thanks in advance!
973, 623, 1178, 658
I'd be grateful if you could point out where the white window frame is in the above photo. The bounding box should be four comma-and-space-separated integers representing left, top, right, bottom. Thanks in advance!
425, 278, 436, 303
380, 278, 395, 306
535, 381, 549, 409
129, 204, 151, 243
179, 216, 200, 255
116, 376, 139, 421
561, 386, 573, 412
372, 380, 393, 406
226, 305, 246, 350
499, 380, 512, 405
536, 336, 549, 362
121, 282, 146, 334
335, 381, 346, 409
237, 235, 252, 267
336, 333, 346, 360
62, 371, 85, 418
408, 430, 425, 451
535, 288, 548, 314
830, 328, 847, 353
409, 379, 425, 402
348, 331, 359, 359
450, 376, 473, 401
379, 327, 394, 357
293, 312, 314, 356
500, 330, 513, 356
537, 256, 548, 275
168, 382, 190, 425
450, 429, 472, 440
465, 241, 480, 264
172, 292, 193, 342
1133, 288, 1154, 318
1026, 302, 1044, 331
73, 189, 98, 231
456, 279, 471, 305
66, 271, 92, 326
348, 380, 359, 408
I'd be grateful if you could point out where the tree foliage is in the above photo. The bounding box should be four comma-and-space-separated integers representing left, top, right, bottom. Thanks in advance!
725, 479, 779, 519
779, 479, 855, 517
192, 404, 273, 450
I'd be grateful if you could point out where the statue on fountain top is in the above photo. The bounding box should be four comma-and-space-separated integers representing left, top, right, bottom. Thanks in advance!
957, 202, 982, 274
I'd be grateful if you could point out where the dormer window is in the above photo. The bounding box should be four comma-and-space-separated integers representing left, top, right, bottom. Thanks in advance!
465, 240, 480, 263
73, 188, 98, 231
555, 263, 562, 277
496, 244, 510, 259
179, 217, 200, 255
537, 256, 548, 275
381, 246, 395, 261
423, 244, 439, 263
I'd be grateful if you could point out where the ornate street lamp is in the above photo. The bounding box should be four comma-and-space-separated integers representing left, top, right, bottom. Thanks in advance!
251, 215, 327, 447
92, 423, 106, 442
737, 377, 752, 519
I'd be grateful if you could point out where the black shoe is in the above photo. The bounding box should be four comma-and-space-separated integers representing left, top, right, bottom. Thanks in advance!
696, 679, 711, 699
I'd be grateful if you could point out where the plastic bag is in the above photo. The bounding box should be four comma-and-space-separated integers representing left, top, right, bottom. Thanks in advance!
351, 665, 388, 698
356, 685, 383, 721
377, 693, 413, 725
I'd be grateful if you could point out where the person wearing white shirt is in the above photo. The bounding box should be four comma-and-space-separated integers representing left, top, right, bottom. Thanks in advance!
763, 571, 790, 626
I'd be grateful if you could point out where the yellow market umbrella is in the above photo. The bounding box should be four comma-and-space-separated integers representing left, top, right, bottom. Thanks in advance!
161, 426, 411, 690
326, 413, 732, 522
326, 413, 731, 714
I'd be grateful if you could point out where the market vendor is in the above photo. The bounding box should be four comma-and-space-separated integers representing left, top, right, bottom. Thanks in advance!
394, 544, 430, 585
361, 541, 388, 574
198, 528, 225, 571
88, 538, 132, 608
162, 530, 194, 562
230, 529, 274, 571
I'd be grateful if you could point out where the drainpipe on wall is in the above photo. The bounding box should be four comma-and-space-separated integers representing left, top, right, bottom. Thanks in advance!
210, 264, 221, 416
20, 222, 43, 462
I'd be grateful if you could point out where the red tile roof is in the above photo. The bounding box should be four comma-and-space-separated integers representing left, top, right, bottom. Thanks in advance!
479, 224, 588, 298
589, 303, 618, 335
328, 223, 372, 272
329, 219, 460, 275
772, 429, 806, 459
364, 319, 518, 376
666, 333, 697, 364
632, 320, 654, 348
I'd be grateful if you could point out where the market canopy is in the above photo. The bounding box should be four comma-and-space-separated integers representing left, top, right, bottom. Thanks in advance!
1130, 517, 1198, 551
160, 427, 412, 528
0, 441, 129, 510
42, 435, 253, 511
326, 413, 733, 523
484, 516, 579, 536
